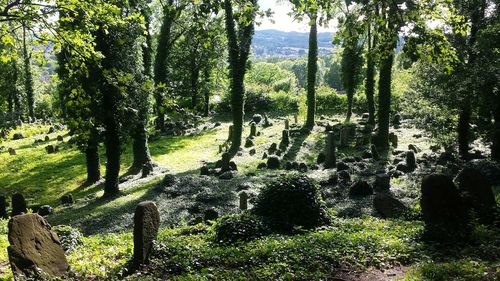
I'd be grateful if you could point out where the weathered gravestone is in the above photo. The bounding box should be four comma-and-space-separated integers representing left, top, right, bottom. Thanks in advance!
405, 151, 416, 171
239, 192, 248, 210
8, 148, 16, 156
133, 201, 160, 267
324, 132, 336, 168
8, 214, 69, 278
340, 127, 350, 147
279, 130, 290, 149
221, 152, 231, 172
373, 193, 407, 218
11, 193, 27, 216
420, 174, 469, 239
249, 123, 257, 138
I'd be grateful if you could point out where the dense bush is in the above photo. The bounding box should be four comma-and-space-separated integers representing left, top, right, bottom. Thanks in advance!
52, 225, 83, 252
253, 174, 329, 232
315, 86, 347, 112
213, 214, 267, 244
268, 91, 300, 112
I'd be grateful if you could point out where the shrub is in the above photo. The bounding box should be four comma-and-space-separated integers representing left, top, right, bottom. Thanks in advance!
315, 86, 347, 112
213, 214, 267, 244
269, 91, 300, 112
253, 174, 329, 233
52, 225, 83, 252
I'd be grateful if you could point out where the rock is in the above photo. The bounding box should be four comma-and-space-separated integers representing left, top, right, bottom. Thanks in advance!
408, 144, 420, 153
249, 123, 257, 138
257, 163, 267, 169
285, 119, 290, 130
362, 150, 372, 159
8, 148, 16, 156
239, 192, 248, 210
262, 152, 268, 159
11, 193, 27, 216
45, 135, 50, 142
229, 161, 238, 171
349, 180, 373, 197
374, 173, 391, 191
60, 194, 74, 205
373, 193, 407, 218
267, 156, 280, 169
133, 201, 160, 267
249, 148, 256, 156
219, 171, 234, 180
285, 162, 293, 170
37, 205, 53, 216
298, 163, 308, 172
389, 132, 398, 148
455, 168, 496, 224
57, 135, 64, 142
336, 162, 349, 171
392, 113, 401, 127
430, 145, 440, 152
245, 138, 254, 148
420, 174, 469, 239
12, 133, 24, 140
405, 151, 416, 170
46, 145, 56, 154
221, 152, 231, 172
200, 166, 210, 176
48, 127, 56, 134
396, 163, 411, 173
252, 114, 263, 124
268, 143, 278, 155
437, 151, 455, 165
204, 208, 218, 221
7, 214, 69, 278
162, 174, 177, 187
325, 132, 336, 168
214, 122, 222, 127
0, 194, 8, 218
338, 170, 351, 185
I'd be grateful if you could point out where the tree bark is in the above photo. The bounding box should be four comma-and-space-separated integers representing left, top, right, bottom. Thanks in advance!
346, 87, 354, 122
203, 68, 210, 117
103, 90, 121, 197
85, 131, 101, 184
492, 101, 500, 161
365, 25, 376, 125
375, 49, 394, 150
22, 23, 34, 120
458, 96, 471, 157
305, 17, 318, 129
132, 122, 153, 171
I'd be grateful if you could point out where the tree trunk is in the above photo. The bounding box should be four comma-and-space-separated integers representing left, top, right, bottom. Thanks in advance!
103, 101, 121, 197
229, 68, 245, 153
305, 17, 318, 129
365, 25, 376, 125
458, 96, 471, 157
85, 131, 101, 184
203, 68, 210, 117
375, 49, 394, 150
22, 23, 34, 120
191, 63, 200, 110
492, 101, 500, 161
132, 122, 153, 171
346, 87, 354, 122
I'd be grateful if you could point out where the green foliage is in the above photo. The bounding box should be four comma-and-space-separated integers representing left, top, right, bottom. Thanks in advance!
314, 86, 347, 112
52, 225, 84, 252
253, 173, 329, 233
213, 213, 267, 244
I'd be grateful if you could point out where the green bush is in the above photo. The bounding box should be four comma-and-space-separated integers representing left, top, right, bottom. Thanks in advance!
269, 91, 300, 112
315, 86, 347, 112
253, 174, 330, 233
52, 225, 83, 252
213, 214, 267, 244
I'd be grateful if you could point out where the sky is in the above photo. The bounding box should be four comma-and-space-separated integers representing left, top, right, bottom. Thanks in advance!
257, 0, 335, 33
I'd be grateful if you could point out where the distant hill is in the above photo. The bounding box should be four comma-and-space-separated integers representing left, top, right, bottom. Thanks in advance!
252, 29, 334, 59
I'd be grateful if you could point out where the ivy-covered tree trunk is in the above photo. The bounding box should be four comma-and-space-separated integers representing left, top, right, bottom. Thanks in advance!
365, 25, 376, 125
492, 102, 500, 161
305, 16, 318, 129
153, 0, 175, 131
458, 96, 471, 156
203, 68, 210, 117
102, 87, 121, 197
85, 130, 101, 184
190, 56, 200, 110
224, 0, 256, 154
131, 4, 154, 172
22, 23, 34, 120
375, 49, 394, 150
346, 87, 355, 122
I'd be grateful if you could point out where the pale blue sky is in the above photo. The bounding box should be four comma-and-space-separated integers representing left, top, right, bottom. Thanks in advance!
257, 0, 334, 32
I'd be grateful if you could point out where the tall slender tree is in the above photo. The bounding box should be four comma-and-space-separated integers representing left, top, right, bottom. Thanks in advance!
223, 0, 258, 154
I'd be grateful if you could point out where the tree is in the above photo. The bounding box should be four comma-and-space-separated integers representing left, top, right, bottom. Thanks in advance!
223, 0, 258, 154
22, 21, 34, 120
338, 3, 365, 122
288, 0, 335, 129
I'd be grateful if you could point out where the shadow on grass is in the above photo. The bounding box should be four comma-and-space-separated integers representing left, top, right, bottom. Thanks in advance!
283, 128, 311, 162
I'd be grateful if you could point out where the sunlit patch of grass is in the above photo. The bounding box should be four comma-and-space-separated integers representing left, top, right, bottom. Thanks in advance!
403, 260, 498, 281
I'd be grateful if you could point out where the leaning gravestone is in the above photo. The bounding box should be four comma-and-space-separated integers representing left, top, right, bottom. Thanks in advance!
8, 214, 69, 278
11, 193, 27, 216
279, 130, 290, 149
249, 123, 257, 138
221, 152, 231, 172
340, 127, 350, 147
8, 148, 16, 156
133, 201, 160, 267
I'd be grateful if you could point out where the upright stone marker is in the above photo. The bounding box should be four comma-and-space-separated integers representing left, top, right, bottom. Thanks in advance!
221, 152, 231, 172
340, 127, 349, 147
249, 123, 257, 138
133, 201, 160, 267
8, 214, 69, 278
325, 132, 336, 168
279, 130, 290, 149
285, 119, 290, 130
11, 193, 27, 216
239, 192, 248, 210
